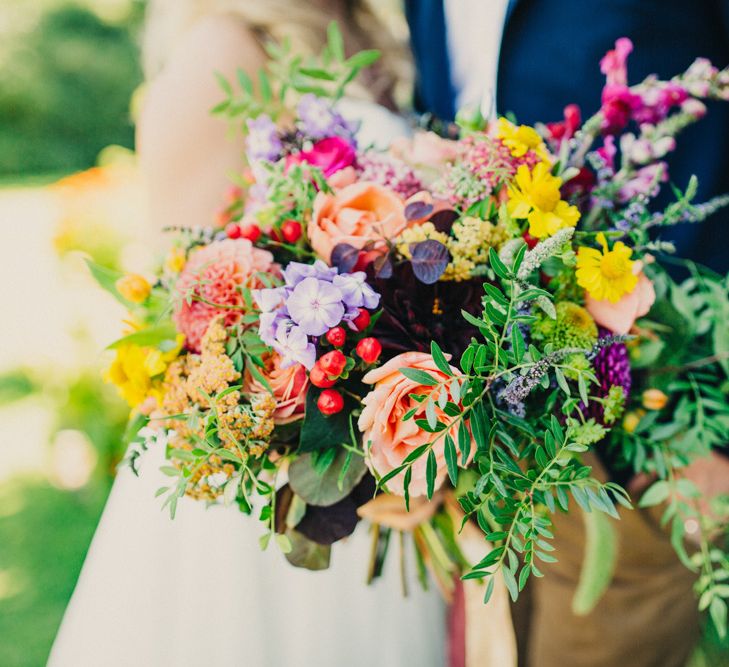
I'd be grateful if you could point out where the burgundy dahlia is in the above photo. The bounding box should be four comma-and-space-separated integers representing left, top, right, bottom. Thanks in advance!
368, 263, 482, 361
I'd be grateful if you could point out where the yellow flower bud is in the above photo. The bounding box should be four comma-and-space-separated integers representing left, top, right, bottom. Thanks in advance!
642, 389, 668, 411
622, 410, 644, 433
116, 273, 151, 304
165, 247, 186, 274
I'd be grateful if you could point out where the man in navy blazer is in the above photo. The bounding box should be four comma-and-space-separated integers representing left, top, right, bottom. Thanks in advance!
405, 2, 729, 666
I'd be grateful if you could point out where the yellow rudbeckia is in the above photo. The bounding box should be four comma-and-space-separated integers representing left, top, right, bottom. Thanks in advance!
576, 233, 638, 303
507, 163, 580, 238
496, 118, 549, 160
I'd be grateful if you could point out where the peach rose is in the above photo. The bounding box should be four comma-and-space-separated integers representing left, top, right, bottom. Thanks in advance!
308, 181, 407, 263
359, 352, 469, 497
243, 352, 308, 424
586, 264, 656, 334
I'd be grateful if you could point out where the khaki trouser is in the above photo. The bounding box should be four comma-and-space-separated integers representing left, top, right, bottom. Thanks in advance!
514, 454, 701, 667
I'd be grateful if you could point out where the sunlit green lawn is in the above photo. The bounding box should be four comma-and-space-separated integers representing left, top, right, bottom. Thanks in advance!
0, 478, 109, 667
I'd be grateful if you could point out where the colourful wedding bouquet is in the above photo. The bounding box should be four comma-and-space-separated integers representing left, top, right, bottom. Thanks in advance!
96, 25, 729, 631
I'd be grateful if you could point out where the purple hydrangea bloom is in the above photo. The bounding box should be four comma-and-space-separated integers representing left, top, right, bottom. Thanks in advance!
297, 94, 357, 141
246, 114, 282, 163
286, 277, 345, 336
333, 272, 380, 310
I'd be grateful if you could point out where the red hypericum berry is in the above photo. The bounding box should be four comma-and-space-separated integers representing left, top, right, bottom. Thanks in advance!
225, 222, 241, 239
317, 388, 344, 415
309, 362, 336, 388
351, 308, 371, 332
356, 337, 382, 364
239, 223, 261, 243
318, 350, 347, 377
325, 326, 346, 347
522, 231, 539, 249
281, 219, 303, 244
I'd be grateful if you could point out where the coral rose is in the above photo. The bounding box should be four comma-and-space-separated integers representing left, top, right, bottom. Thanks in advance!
586, 263, 656, 335
243, 352, 309, 424
308, 181, 407, 263
359, 351, 469, 497
174, 239, 275, 352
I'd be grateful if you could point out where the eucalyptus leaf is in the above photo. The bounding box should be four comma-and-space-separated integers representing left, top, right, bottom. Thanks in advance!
288, 450, 367, 506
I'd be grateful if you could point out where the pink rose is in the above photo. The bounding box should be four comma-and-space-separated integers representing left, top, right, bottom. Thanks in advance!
308, 181, 407, 263
586, 264, 656, 334
174, 239, 275, 352
289, 136, 355, 178
243, 352, 309, 424
359, 352, 470, 498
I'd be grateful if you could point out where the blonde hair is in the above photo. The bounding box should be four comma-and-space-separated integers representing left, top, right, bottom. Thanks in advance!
143, 0, 410, 103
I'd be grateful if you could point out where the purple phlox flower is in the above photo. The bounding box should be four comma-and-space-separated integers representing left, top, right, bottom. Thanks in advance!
332, 272, 380, 310
283, 259, 338, 287
297, 94, 358, 141
253, 286, 287, 312
273, 324, 316, 370
258, 311, 293, 347
246, 114, 282, 163
286, 277, 345, 336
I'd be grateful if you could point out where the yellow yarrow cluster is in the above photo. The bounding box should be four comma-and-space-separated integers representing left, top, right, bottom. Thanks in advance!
160, 317, 275, 460
397, 217, 511, 282
105, 333, 184, 407
507, 162, 581, 238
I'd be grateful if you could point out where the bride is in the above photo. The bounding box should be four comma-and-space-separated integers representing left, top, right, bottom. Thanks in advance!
48, 2, 447, 666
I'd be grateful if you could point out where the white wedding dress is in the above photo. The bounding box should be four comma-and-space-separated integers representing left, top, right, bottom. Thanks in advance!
48, 100, 447, 667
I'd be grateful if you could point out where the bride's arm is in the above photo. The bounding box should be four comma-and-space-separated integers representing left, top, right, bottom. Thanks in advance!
137, 14, 266, 232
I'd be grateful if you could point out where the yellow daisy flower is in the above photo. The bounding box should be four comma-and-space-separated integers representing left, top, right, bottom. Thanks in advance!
496, 118, 549, 160
576, 233, 638, 303
507, 163, 580, 238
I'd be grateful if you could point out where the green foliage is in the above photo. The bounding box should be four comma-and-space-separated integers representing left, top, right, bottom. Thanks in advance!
379, 248, 629, 601
0, 3, 143, 177
214, 21, 378, 130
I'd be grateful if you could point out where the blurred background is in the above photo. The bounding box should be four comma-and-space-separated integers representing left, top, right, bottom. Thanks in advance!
0, 1, 726, 665
0, 1, 153, 664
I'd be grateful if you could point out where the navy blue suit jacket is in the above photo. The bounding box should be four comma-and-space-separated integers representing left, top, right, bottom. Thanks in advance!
405, 0, 729, 272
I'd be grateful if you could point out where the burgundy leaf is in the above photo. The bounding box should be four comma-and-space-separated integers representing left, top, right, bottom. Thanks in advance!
404, 200, 434, 221
373, 252, 393, 279
330, 243, 360, 273
429, 209, 458, 233
410, 239, 450, 285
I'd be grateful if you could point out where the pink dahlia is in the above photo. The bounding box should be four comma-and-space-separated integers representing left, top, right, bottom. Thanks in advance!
174, 239, 275, 352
